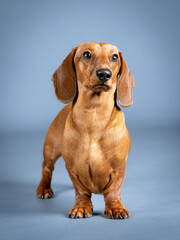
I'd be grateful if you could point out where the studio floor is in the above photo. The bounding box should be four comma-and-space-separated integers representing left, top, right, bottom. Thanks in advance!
0, 126, 180, 240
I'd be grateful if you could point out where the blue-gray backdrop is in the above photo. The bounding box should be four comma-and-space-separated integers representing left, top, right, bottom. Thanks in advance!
0, 0, 180, 132
1, 2, 180, 240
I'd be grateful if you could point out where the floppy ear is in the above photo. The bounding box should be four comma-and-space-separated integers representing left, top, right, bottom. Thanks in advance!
117, 52, 135, 107
52, 47, 77, 103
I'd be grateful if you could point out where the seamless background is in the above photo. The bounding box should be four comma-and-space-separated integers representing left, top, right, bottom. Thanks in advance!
1, 0, 180, 132
0, 1, 180, 240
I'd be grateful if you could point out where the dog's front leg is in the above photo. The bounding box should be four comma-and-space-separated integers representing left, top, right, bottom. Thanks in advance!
103, 170, 130, 219
67, 168, 93, 219
69, 191, 93, 219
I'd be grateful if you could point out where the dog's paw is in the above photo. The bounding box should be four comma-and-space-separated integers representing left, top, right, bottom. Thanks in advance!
104, 208, 130, 219
36, 185, 54, 199
69, 207, 93, 219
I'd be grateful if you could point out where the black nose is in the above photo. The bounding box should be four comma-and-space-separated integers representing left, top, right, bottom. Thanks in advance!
96, 68, 112, 83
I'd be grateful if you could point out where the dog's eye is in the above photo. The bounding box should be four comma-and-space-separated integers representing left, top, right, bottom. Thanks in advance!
111, 54, 118, 62
82, 51, 92, 60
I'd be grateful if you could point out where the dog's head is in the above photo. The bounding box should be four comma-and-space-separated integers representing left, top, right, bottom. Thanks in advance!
52, 42, 135, 107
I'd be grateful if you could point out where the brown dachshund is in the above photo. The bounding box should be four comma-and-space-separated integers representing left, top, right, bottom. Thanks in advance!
36, 42, 135, 219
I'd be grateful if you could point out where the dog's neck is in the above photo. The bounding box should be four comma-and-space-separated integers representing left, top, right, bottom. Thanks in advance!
72, 82, 116, 135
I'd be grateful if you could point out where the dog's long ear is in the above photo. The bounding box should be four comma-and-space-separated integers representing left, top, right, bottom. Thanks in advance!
52, 47, 77, 103
117, 52, 135, 107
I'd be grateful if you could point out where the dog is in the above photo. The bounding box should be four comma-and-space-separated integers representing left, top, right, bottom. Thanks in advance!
36, 42, 135, 219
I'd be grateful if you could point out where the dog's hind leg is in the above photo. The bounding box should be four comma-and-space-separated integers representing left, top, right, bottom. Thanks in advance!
36, 132, 61, 199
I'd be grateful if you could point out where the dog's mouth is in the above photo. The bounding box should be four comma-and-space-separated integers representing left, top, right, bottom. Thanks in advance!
86, 83, 111, 92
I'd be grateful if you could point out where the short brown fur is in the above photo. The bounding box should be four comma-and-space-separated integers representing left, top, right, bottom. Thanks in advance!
36, 42, 135, 219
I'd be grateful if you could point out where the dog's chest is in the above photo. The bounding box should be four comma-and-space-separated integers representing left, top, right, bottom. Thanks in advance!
62, 108, 130, 193
63, 127, 118, 193
75, 134, 111, 193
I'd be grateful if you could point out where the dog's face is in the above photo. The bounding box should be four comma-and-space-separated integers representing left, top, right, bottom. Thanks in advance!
74, 42, 120, 93
52, 42, 135, 107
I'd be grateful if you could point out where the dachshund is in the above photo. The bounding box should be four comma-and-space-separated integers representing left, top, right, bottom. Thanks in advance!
36, 42, 135, 219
